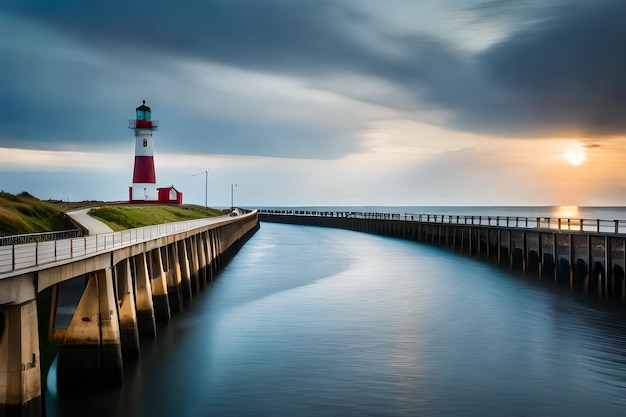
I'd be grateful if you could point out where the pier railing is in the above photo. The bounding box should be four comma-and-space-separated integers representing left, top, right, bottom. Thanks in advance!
258, 210, 626, 235
0, 229, 84, 247
0, 214, 249, 275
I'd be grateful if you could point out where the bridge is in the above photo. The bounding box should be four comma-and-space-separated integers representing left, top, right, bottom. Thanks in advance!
259, 210, 626, 303
0, 210, 259, 417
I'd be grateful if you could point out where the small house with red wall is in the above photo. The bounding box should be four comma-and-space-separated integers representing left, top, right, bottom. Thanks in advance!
157, 186, 183, 205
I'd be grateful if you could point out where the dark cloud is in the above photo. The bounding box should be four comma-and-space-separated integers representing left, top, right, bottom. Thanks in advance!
1, 0, 376, 75
1, 0, 376, 158
460, 0, 626, 136
2, 0, 626, 155
361, 0, 626, 138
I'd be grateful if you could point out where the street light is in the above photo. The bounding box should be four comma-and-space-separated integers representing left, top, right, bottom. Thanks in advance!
231, 183, 237, 211
191, 170, 209, 208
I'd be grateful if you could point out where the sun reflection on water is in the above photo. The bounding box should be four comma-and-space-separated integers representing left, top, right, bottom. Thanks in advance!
552, 205, 580, 219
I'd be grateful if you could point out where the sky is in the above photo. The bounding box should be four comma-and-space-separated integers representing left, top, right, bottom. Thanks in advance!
2, 0, 626, 207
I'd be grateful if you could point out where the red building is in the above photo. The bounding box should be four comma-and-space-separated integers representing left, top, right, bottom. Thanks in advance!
157, 186, 183, 205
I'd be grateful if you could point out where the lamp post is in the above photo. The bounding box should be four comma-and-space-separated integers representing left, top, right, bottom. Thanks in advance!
231, 183, 237, 211
191, 170, 209, 208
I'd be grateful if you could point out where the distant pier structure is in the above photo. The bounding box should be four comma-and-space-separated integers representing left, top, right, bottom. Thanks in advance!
128, 100, 182, 205
259, 210, 626, 304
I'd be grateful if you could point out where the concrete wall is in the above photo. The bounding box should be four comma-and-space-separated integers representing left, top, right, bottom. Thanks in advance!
259, 212, 626, 303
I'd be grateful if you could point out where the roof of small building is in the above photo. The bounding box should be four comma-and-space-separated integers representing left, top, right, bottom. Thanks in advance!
157, 185, 181, 192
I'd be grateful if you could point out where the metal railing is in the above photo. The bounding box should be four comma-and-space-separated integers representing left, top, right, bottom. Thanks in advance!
0, 230, 83, 247
258, 210, 626, 235
0, 215, 238, 275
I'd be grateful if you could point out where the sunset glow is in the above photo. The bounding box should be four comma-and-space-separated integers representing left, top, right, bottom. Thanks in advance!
563, 145, 587, 166
2, 1, 626, 206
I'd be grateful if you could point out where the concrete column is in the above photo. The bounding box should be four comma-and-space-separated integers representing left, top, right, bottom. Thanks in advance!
97, 268, 124, 386
508, 231, 513, 270
553, 233, 558, 283
585, 235, 591, 293
204, 231, 214, 283
149, 248, 170, 324
177, 240, 193, 304
188, 237, 201, 293
497, 229, 502, 265
167, 244, 183, 313
569, 234, 574, 289
134, 253, 156, 337
523, 232, 528, 274
197, 233, 208, 286
214, 230, 223, 270
115, 259, 140, 360
57, 268, 123, 389
0, 301, 42, 417
452, 225, 456, 251
537, 232, 545, 280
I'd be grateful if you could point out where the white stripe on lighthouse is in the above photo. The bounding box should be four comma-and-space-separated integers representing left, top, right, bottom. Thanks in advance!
134, 130, 155, 157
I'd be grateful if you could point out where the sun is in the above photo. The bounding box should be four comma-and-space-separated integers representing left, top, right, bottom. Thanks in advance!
563, 144, 587, 166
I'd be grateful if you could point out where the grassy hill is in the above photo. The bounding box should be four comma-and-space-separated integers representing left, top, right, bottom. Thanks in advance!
0, 192, 76, 236
0, 191, 225, 236
89, 205, 224, 231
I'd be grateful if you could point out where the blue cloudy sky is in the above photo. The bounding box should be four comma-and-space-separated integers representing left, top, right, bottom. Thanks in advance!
2, 0, 626, 207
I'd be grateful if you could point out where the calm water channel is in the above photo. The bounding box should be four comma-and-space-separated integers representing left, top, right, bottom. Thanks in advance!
46, 221, 626, 416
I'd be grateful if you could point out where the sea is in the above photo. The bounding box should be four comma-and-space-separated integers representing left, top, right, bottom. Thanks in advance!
44, 207, 626, 417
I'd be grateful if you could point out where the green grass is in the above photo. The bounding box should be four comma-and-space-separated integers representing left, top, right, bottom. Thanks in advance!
0, 191, 225, 235
0, 192, 76, 236
89, 205, 224, 230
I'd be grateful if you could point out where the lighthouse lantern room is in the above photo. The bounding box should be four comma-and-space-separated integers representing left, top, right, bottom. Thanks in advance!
129, 100, 159, 202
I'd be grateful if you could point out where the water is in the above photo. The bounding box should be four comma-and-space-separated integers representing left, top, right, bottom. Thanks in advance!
45, 220, 626, 417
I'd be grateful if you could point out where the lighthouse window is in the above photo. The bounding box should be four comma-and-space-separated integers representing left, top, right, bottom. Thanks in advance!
143, 139, 148, 147
136, 109, 145, 120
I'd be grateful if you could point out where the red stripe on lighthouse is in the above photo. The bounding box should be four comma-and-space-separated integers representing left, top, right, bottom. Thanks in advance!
133, 156, 156, 184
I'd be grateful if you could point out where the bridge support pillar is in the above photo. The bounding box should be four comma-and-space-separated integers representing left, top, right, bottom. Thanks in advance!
215, 230, 223, 270
134, 253, 156, 337
0, 300, 42, 417
197, 234, 208, 286
188, 237, 201, 293
205, 231, 215, 282
177, 240, 193, 304
167, 244, 183, 313
57, 268, 123, 389
149, 248, 170, 324
115, 259, 140, 360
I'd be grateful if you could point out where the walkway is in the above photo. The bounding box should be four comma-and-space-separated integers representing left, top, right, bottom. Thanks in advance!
66, 208, 114, 235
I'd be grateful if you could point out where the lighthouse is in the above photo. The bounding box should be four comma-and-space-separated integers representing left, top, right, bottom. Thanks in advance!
129, 100, 158, 202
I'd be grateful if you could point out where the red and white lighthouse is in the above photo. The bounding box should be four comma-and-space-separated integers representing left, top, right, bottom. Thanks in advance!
129, 100, 158, 202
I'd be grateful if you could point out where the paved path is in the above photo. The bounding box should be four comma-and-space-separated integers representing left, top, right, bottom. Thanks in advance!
66, 208, 114, 235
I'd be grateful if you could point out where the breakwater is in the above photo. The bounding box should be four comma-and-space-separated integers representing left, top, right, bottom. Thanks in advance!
259, 210, 626, 304
0, 211, 259, 417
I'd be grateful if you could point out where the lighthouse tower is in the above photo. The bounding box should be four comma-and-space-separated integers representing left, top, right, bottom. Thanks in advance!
129, 100, 159, 202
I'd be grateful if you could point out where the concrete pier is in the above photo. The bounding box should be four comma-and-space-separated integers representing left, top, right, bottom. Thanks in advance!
134, 253, 157, 337
166, 243, 184, 314
188, 237, 201, 293
115, 259, 140, 360
56, 268, 123, 389
149, 247, 171, 324
0, 300, 42, 417
0, 210, 259, 416
259, 210, 626, 304
176, 240, 193, 304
